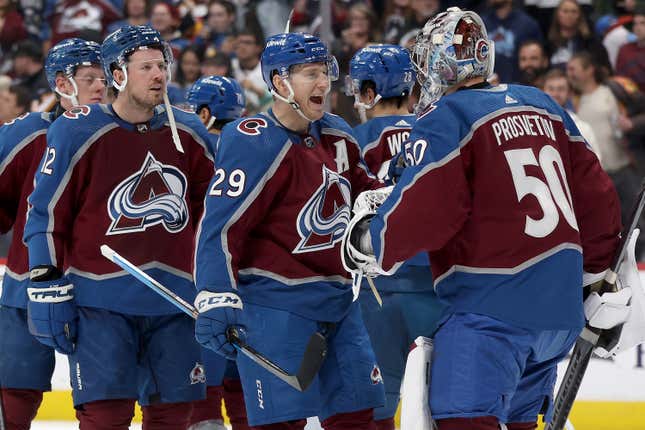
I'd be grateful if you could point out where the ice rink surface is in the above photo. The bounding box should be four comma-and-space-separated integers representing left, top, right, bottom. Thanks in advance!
31, 418, 325, 429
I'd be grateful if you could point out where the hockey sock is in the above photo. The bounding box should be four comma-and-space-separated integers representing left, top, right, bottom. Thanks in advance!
142, 401, 193, 430
374, 417, 395, 430
506, 422, 537, 430
436, 416, 500, 430
76, 398, 136, 430
223, 378, 252, 430
1, 388, 43, 430
321, 408, 377, 430
251, 419, 307, 429
189, 385, 224, 424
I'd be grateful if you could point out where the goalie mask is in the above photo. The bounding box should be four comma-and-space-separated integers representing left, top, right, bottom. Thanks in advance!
411, 7, 494, 113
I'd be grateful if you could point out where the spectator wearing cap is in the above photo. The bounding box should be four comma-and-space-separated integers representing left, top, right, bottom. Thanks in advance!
150, 1, 189, 58
0, 84, 30, 124
11, 40, 49, 100
616, 7, 645, 92
106, 0, 151, 34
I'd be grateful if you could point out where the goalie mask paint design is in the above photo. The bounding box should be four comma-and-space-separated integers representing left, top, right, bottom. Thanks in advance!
293, 165, 351, 254
411, 7, 494, 112
106, 152, 189, 235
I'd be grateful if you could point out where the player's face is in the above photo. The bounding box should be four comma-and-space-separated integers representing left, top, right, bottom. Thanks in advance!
288, 62, 331, 121
543, 77, 570, 107
125, 49, 168, 108
74, 65, 107, 105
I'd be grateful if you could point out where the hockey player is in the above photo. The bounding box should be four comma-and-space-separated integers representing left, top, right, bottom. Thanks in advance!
346, 44, 445, 430
343, 8, 626, 430
185, 75, 251, 430
23, 25, 215, 429
0, 38, 106, 429
193, 32, 386, 429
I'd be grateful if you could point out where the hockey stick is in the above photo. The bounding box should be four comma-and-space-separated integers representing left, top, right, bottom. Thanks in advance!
100, 244, 327, 392
546, 180, 645, 430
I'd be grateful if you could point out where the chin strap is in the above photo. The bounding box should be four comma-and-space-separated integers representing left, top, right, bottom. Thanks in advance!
56, 76, 80, 107
205, 116, 216, 131
272, 76, 331, 123
353, 94, 382, 124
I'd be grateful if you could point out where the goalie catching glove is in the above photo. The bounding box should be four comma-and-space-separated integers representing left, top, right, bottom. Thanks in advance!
194, 289, 246, 359
583, 229, 645, 358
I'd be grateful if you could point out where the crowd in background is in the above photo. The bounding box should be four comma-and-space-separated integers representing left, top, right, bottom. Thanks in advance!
0, 0, 644, 257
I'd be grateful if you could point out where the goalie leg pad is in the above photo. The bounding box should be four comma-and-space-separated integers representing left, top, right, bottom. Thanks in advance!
400, 336, 434, 430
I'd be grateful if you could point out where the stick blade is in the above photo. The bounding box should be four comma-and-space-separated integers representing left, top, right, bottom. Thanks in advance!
295, 332, 327, 391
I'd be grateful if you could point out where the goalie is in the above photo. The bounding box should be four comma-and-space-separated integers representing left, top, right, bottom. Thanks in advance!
341, 7, 644, 430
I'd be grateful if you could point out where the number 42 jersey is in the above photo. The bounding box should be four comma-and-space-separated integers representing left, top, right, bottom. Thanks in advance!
369, 84, 621, 330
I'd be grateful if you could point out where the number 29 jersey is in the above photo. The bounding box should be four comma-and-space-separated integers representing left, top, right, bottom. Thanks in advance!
369, 84, 621, 330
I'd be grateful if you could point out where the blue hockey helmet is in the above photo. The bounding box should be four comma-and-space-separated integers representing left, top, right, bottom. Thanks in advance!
347, 45, 416, 99
260, 32, 339, 91
187, 76, 246, 121
45, 38, 102, 92
101, 25, 173, 89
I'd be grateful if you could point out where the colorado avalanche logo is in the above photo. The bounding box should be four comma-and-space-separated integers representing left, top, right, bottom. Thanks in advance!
293, 165, 351, 254
106, 152, 189, 236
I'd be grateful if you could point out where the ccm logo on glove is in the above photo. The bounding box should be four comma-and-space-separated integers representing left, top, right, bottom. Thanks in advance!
195, 291, 243, 312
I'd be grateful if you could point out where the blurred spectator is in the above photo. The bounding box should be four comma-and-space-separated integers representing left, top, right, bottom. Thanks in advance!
383, 0, 413, 44
332, 3, 379, 73
547, 0, 610, 73
11, 40, 49, 100
481, 0, 543, 83
408, 0, 440, 29
0, 84, 30, 124
542, 68, 600, 160
231, 29, 271, 114
518, 39, 549, 86
524, 0, 593, 37
201, 50, 231, 76
567, 51, 643, 256
194, 0, 236, 56
0, 0, 28, 62
106, 0, 151, 34
615, 7, 645, 92
18, 0, 48, 41
168, 45, 203, 104
596, 14, 635, 69
150, 1, 189, 57
47, 0, 121, 45
254, 0, 292, 37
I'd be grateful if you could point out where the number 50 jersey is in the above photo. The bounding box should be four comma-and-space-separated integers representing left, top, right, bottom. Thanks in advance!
369, 84, 621, 331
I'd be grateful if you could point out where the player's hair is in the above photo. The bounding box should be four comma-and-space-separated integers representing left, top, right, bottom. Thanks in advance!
359, 80, 409, 109
197, 106, 235, 131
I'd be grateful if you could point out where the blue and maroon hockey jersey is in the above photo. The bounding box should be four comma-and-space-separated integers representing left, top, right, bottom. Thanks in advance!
195, 110, 379, 322
24, 104, 215, 315
0, 112, 53, 308
353, 114, 432, 292
369, 84, 621, 330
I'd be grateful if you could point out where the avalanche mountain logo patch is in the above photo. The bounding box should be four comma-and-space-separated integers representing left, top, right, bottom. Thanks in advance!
106, 152, 189, 235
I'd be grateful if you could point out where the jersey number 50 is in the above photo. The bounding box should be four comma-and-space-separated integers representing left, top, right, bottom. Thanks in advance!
504, 145, 579, 238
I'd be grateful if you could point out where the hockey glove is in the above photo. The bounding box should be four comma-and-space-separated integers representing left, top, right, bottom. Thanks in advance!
386, 151, 407, 185
194, 290, 246, 359
585, 229, 645, 358
26, 266, 78, 355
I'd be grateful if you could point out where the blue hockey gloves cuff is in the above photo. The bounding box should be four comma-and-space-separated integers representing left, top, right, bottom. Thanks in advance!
27, 270, 78, 355
194, 290, 246, 359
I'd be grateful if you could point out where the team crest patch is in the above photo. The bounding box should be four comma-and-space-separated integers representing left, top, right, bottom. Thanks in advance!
106, 152, 189, 235
190, 362, 206, 384
370, 364, 383, 385
293, 165, 351, 253
475, 39, 489, 63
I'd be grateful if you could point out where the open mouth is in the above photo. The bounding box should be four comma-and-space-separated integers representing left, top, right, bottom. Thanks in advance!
309, 96, 324, 106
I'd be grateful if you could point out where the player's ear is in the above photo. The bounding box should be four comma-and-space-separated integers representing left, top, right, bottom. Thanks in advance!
366, 87, 376, 105
113, 68, 125, 87
272, 74, 288, 98
55, 73, 72, 95
198, 107, 211, 124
